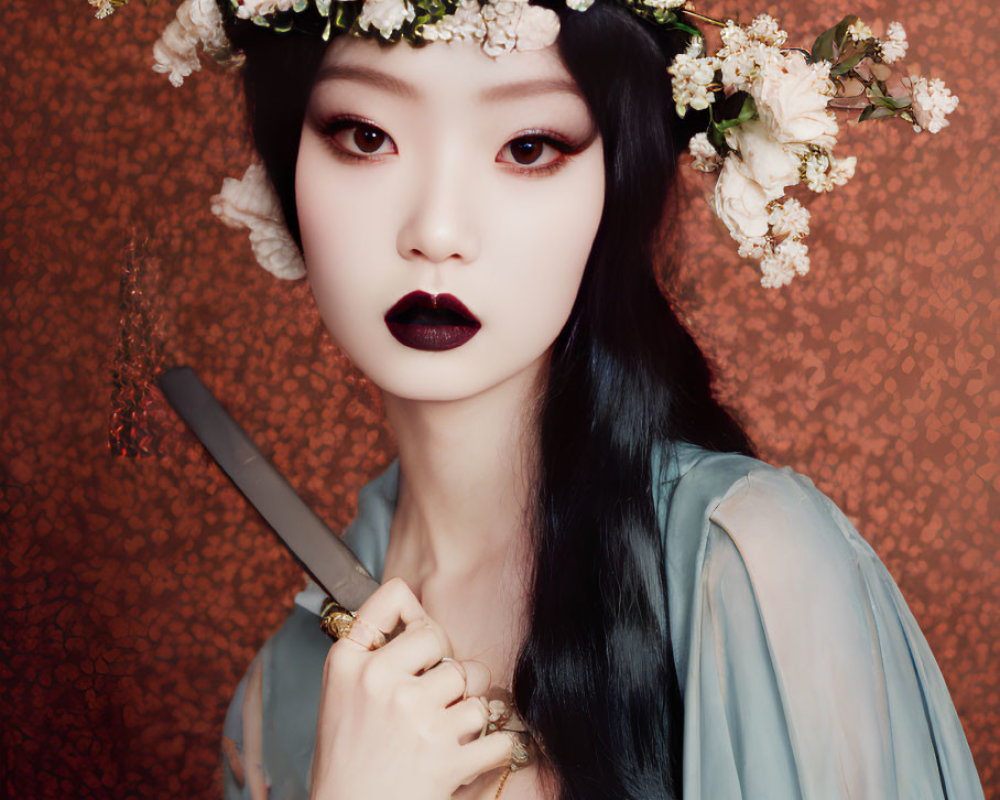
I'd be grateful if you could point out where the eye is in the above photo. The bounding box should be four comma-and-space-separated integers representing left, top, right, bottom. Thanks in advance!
318, 117, 397, 159
497, 133, 572, 172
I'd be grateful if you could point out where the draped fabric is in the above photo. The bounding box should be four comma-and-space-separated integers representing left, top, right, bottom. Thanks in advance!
222, 445, 984, 799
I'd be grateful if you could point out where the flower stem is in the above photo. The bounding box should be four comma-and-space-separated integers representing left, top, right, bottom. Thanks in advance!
679, 8, 726, 28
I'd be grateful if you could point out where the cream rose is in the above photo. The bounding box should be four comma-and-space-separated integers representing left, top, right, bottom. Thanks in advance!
514, 5, 560, 51
753, 52, 838, 148
725, 118, 803, 199
713, 157, 771, 242
358, 0, 416, 38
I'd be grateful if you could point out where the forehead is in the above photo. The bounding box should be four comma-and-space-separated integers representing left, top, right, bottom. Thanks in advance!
312, 36, 584, 107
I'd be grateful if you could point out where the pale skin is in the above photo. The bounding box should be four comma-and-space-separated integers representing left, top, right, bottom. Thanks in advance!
239, 35, 606, 800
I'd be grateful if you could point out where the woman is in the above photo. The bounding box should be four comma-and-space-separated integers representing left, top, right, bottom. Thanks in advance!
208, 2, 984, 799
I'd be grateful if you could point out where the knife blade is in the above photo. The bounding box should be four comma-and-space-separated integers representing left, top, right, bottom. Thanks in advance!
157, 366, 380, 612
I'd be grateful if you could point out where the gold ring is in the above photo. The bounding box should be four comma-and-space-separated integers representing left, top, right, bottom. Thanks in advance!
320, 598, 356, 641
320, 598, 386, 649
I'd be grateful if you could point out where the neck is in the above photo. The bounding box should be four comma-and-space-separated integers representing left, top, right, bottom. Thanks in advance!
382, 366, 543, 583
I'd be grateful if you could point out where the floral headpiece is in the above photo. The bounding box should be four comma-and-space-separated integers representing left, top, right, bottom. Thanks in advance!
92, 0, 958, 287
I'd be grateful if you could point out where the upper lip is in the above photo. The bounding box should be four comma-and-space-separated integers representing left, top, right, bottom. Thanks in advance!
385, 291, 480, 326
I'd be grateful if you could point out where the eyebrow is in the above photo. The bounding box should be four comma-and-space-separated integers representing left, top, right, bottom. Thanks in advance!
314, 64, 419, 98
313, 65, 583, 104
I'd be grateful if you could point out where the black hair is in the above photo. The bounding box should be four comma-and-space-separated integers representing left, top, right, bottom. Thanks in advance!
224, 5, 754, 798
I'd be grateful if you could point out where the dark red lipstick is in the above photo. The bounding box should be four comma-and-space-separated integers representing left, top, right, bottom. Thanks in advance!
385, 291, 481, 351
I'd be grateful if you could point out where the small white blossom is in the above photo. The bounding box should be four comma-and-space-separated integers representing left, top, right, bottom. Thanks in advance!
642, 0, 686, 10
847, 19, 873, 42
233, 0, 295, 20
688, 132, 722, 172
737, 236, 771, 260
767, 197, 810, 240
565, 0, 595, 10
668, 45, 720, 115
358, 0, 416, 38
829, 155, 856, 185
759, 238, 810, 288
90, 0, 117, 19
879, 21, 908, 64
746, 14, 787, 47
420, 0, 487, 42
802, 150, 855, 192
907, 76, 959, 133
211, 163, 306, 280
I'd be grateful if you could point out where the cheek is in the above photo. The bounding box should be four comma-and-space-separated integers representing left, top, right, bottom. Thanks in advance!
295, 134, 387, 343
483, 157, 605, 347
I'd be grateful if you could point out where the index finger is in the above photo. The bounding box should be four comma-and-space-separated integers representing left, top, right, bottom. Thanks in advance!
353, 576, 434, 640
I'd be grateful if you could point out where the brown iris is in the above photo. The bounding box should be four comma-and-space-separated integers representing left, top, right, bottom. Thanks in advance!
509, 137, 544, 165
354, 125, 387, 154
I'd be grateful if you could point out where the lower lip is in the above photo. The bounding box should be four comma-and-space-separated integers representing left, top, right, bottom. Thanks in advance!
385, 322, 479, 351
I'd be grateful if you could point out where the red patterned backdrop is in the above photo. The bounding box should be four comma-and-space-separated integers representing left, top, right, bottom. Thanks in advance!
2, 0, 997, 796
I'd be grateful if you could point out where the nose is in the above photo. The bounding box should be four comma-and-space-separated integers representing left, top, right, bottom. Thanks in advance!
395, 162, 481, 265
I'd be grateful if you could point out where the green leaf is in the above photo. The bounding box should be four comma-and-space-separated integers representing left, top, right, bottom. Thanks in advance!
831, 49, 866, 76
714, 91, 756, 127
812, 15, 859, 62
707, 123, 729, 154
858, 105, 894, 122
870, 94, 911, 110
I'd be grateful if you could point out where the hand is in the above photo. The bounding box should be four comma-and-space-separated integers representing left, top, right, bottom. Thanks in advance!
309, 577, 515, 800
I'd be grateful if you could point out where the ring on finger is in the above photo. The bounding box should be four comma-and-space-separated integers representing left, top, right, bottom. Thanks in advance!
440, 657, 468, 700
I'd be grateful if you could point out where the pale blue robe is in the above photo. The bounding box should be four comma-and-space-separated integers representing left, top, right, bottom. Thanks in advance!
222, 444, 984, 799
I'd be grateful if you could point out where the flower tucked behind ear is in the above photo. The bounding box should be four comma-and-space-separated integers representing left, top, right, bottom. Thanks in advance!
210, 163, 306, 280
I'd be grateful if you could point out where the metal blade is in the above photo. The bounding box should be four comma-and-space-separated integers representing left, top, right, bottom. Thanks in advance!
157, 366, 380, 612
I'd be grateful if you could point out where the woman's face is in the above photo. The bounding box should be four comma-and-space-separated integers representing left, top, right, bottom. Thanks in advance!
296, 36, 605, 403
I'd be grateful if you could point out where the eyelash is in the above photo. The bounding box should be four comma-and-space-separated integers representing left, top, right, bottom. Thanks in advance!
314, 116, 584, 176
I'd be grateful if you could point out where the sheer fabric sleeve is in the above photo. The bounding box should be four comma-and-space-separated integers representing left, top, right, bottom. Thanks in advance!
676, 464, 983, 799
221, 605, 331, 800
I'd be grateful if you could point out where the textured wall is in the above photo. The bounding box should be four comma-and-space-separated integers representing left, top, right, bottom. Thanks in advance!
2, 0, 996, 797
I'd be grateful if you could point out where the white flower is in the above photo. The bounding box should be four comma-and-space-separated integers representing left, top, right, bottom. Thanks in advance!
643, 0, 686, 10
358, 0, 416, 39
802, 150, 856, 192
725, 118, 803, 198
514, 5, 560, 51
737, 236, 770, 260
713, 156, 772, 242
421, 0, 557, 55
759, 238, 810, 288
152, 0, 229, 87
753, 52, 838, 148
767, 197, 810, 240
90, 0, 117, 19
234, 0, 295, 20
668, 45, 720, 115
745, 14, 787, 47
565, 0, 595, 10
688, 132, 722, 172
211, 163, 306, 280
879, 21, 908, 64
846, 19, 873, 42
907, 76, 959, 133
420, 0, 487, 42
481, 0, 521, 56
